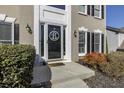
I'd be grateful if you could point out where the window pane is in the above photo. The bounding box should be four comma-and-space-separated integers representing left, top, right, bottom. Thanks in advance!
79, 44, 85, 53
79, 31, 85, 53
94, 33, 100, 52
94, 5, 100, 10
94, 44, 99, 52
79, 31, 85, 42
0, 23, 11, 40
94, 10, 100, 17
0, 23, 12, 44
79, 5, 86, 13
94, 5, 100, 17
94, 33, 100, 43
48, 5, 65, 10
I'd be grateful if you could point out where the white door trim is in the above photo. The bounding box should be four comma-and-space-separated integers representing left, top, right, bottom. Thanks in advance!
34, 5, 40, 55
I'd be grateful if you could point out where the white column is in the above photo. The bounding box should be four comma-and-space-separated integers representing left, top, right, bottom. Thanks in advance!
34, 5, 41, 63
34, 5, 40, 55
65, 5, 72, 62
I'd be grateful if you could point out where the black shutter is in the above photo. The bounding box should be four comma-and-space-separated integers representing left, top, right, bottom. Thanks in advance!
87, 32, 90, 53
92, 33, 94, 52
87, 5, 90, 15
101, 34, 104, 53
92, 5, 94, 16
14, 24, 19, 44
101, 5, 104, 19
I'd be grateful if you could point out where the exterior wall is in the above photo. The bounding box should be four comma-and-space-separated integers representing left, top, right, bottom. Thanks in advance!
18, 6, 34, 45
0, 5, 20, 24
0, 5, 34, 45
0, 5, 106, 63
107, 30, 119, 52
71, 5, 106, 62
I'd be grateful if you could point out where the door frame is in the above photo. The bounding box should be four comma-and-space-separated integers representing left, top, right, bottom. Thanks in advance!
43, 22, 64, 61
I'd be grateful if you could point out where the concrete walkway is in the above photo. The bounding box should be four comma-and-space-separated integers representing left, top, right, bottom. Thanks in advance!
50, 62, 94, 88
31, 62, 95, 88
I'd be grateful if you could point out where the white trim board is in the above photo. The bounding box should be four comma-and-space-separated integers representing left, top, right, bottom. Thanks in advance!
40, 5, 67, 25
78, 26, 88, 32
0, 14, 16, 23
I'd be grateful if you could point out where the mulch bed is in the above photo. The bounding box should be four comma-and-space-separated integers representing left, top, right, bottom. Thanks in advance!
79, 62, 124, 88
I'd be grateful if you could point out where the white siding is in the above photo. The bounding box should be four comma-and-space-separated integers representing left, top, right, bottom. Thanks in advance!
119, 33, 124, 47
107, 30, 119, 52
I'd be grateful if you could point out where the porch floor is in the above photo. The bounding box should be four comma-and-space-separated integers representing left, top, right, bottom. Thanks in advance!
31, 62, 95, 88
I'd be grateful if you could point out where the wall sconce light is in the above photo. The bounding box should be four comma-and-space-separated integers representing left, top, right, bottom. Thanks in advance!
74, 30, 77, 37
26, 24, 32, 33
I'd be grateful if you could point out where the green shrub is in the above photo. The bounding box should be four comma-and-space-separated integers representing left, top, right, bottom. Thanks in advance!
0, 45, 35, 88
99, 51, 124, 79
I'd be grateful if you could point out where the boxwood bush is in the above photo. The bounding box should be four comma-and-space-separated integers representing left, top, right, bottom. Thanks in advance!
0, 45, 35, 88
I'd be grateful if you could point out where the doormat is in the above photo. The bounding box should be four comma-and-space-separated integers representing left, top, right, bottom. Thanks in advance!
48, 63, 65, 67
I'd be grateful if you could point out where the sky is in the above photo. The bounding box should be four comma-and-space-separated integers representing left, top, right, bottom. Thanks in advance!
106, 5, 124, 28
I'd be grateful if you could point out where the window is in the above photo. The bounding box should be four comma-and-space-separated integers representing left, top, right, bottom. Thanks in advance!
79, 31, 86, 54
79, 5, 87, 15
48, 5, 65, 10
0, 22, 12, 44
94, 33, 101, 52
0, 22, 19, 44
94, 5, 101, 18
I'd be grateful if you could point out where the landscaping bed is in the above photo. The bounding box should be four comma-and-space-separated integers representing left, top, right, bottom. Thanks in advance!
84, 70, 124, 88
79, 52, 124, 88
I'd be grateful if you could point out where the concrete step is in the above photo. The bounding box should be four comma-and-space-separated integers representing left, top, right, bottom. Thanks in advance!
50, 62, 95, 85
52, 78, 89, 88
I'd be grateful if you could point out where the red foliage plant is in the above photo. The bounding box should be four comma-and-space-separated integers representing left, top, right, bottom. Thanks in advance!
80, 52, 107, 66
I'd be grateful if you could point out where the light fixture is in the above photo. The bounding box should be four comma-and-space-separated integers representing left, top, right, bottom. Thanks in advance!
26, 24, 32, 33
74, 30, 77, 37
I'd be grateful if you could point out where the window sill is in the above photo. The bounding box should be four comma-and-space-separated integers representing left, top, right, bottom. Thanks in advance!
78, 53, 86, 56
78, 12, 88, 16
94, 16, 102, 20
